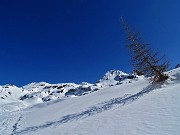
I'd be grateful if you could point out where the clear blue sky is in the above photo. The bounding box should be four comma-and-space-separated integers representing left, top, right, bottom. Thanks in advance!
0, 0, 179, 86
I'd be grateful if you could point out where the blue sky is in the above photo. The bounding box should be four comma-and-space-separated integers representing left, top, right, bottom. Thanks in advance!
0, 0, 179, 86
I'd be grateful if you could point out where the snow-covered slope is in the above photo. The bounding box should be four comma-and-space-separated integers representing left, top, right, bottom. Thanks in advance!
0, 69, 180, 135
0, 84, 27, 104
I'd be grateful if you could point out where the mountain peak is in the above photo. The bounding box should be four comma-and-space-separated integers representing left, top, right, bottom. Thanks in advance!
102, 70, 128, 81
96, 70, 137, 86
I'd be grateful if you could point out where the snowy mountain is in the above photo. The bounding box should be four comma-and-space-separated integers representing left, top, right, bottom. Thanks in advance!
0, 84, 25, 104
0, 70, 138, 104
96, 70, 137, 86
0, 69, 180, 135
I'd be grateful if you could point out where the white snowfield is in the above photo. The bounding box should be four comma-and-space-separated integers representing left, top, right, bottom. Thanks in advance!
0, 68, 180, 135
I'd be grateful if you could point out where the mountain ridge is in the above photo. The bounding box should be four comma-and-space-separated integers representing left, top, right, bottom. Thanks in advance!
0, 70, 138, 104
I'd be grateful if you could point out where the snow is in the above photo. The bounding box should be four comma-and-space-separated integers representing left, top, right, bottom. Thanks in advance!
0, 69, 180, 135
96, 70, 137, 86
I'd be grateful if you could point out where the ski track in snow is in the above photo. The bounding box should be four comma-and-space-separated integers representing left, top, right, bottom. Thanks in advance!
11, 83, 161, 135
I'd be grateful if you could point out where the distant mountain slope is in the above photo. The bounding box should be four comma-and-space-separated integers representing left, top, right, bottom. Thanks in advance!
0, 70, 138, 104
96, 70, 137, 86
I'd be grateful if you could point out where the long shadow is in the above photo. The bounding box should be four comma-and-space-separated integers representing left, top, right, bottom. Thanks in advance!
12, 83, 161, 135
12, 116, 23, 132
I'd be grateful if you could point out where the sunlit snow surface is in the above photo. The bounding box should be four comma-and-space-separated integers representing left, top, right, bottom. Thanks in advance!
0, 69, 180, 135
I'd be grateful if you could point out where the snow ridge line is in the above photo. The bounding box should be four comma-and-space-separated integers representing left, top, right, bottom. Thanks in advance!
11, 83, 161, 135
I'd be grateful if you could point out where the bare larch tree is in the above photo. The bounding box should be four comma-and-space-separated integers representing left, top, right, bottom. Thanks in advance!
121, 19, 169, 83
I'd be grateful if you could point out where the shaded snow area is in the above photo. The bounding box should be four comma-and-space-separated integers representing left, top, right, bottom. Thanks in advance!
0, 69, 180, 135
